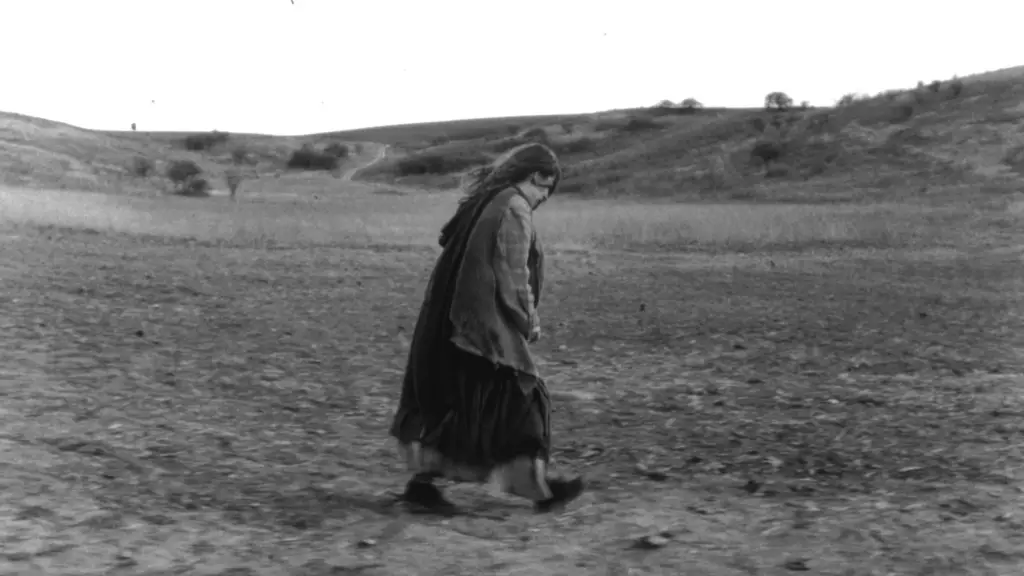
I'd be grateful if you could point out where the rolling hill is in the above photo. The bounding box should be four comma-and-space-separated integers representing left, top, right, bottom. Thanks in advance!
2, 66, 1023, 202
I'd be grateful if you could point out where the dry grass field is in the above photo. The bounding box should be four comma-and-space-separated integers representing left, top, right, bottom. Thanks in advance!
3, 68, 1024, 575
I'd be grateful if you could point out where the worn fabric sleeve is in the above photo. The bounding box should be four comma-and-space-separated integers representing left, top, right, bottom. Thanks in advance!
494, 195, 539, 338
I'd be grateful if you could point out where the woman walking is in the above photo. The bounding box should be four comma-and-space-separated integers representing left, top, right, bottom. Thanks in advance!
389, 142, 584, 514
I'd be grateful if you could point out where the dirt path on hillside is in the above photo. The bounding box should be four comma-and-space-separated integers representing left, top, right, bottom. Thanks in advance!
342, 144, 388, 182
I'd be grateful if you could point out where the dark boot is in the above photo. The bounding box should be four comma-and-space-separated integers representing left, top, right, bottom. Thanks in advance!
401, 473, 457, 516
534, 476, 585, 513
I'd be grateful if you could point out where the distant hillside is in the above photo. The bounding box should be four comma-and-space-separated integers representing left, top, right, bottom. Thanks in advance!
355, 73, 1024, 202
310, 114, 592, 149
0, 114, 372, 195
961, 65, 1024, 85
2, 66, 1023, 202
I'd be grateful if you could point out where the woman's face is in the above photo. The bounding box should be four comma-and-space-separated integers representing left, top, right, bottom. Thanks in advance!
531, 171, 557, 190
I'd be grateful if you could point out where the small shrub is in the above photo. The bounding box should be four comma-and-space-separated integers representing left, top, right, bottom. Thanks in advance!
764, 92, 793, 111
323, 142, 349, 158
1001, 144, 1024, 170
183, 131, 230, 151
764, 163, 792, 178
489, 138, 527, 154
353, 143, 364, 154
928, 80, 942, 93
805, 113, 831, 133
948, 78, 965, 99
488, 129, 551, 153
890, 103, 915, 124
165, 159, 208, 197
560, 122, 574, 134
807, 158, 830, 177
552, 137, 598, 155
749, 117, 768, 133
231, 147, 251, 165
799, 101, 810, 110
395, 150, 490, 176
750, 141, 783, 164
166, 159, 202, 183
286, 145, 340, 171
131, 156, 154, 177
697, 154, 738, 190
836, 93, 860, 107
520, 127, 550, 143
131, 123, 136, 131
621, 115, 662, 132
180, 177, 210, 197
681, 98, 703, 110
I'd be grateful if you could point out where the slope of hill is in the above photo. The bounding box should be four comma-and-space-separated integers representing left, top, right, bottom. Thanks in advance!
2, 67, 1023, 202
355, 75, 1024, 202
0, 113, 370, 195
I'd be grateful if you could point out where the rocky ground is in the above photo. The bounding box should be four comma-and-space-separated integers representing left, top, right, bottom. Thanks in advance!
2, 225, 1024, 575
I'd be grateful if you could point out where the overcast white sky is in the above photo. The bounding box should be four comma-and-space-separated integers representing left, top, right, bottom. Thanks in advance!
2, 0, 1020, 135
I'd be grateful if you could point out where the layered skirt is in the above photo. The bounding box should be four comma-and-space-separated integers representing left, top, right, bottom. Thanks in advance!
390, 345, 553, 499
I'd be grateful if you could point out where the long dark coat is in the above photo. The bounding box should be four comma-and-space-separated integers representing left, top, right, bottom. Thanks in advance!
389, 186, 545, 461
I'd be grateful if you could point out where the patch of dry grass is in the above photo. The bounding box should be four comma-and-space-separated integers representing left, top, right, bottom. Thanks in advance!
0, 185, 981, 252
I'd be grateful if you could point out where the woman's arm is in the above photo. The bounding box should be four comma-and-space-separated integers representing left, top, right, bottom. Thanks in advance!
494, 195, 540, 339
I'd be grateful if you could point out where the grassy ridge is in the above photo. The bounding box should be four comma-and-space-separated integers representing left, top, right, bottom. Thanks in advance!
2, 66, 1023, 201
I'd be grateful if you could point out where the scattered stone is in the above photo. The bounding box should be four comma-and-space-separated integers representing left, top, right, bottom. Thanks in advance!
631, 533, 672, 550
782, 558, 810, 571
634, 463, 669, 481
742, 479, 762, 494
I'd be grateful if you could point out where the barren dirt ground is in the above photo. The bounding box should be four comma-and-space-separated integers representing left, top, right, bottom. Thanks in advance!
3, 223, 1024, 575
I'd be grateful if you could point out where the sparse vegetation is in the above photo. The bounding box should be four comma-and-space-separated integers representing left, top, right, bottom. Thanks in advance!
165, 159, 210, 197
621, 115, 663, 132
836, 93, 862, 107
552, 137, 598, 156
750, 141, 783, 165
393, 149, 491, 176
231, 146, 251, 165
949, 77, 965, 98
131, 155, 154, 177
890, 103, 916, 123
681, 98, 703, 110
0, 70, 1016, 202
764, 91, 793, 111
286, 144, 341, 171
323, 141, 349, 158
183, 130, 230, 151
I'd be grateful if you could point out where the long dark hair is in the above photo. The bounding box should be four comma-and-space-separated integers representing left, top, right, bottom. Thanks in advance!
438, 143, 561, 247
